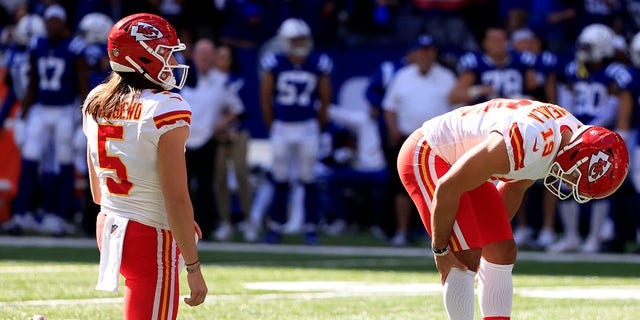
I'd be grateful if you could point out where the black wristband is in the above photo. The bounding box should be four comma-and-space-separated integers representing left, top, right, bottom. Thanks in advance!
432, 245, 450, 257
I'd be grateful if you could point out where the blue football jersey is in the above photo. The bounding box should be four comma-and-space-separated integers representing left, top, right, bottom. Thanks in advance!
457, 50, 535, 98
365, 58, 406, 108
534, 50, 558, 81
564, 60, 630, 127
617, 66, 640, 134
261, 52, 333, 122
29, 35, 86, 105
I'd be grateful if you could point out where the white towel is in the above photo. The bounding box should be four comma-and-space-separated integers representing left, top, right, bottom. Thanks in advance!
96, 215, 129, 293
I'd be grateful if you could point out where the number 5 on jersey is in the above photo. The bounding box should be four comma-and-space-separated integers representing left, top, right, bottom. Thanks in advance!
98, 124, 133, 195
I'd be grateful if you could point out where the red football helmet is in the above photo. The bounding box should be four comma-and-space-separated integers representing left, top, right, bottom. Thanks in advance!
544, 126, 629, 203
107, 13, 188, 90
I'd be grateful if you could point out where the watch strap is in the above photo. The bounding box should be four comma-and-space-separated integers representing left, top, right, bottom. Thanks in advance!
432, 245, 450, 257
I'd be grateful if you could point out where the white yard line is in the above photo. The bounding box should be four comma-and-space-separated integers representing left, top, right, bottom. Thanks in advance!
2, 282, 640, 308
2, 236, 640, 263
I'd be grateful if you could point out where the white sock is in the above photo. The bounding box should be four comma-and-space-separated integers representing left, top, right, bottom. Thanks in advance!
558, 201, 580, 238
443, 267, 476, 320
478, 258, 513, 318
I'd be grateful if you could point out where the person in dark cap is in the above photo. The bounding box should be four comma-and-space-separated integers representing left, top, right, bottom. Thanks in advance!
382, 34, 457, 246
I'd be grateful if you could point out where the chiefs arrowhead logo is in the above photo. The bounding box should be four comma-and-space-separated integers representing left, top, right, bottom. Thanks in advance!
587, 151, 612, 183
130, 22, 163, 41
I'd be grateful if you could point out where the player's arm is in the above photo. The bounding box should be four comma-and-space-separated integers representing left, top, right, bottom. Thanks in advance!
317, 74, 332, 127
497, 179, 535, 220
87, 147, 101, 205
157, 125, 207, 306
21, 55, 38, 119
259, 71, 275, 130
365, 68, 385, 118
524, 68, 538, 93
615, 89, 633, 143
383, 109, 401, 146
158, 126, 199, 264
448, 71, 492, 105
430, 131, 511, 249
544, 72, 558, 104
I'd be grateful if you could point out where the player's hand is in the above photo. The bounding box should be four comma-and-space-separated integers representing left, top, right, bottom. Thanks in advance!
184, 270, 208, 306
434, 252, 467, 285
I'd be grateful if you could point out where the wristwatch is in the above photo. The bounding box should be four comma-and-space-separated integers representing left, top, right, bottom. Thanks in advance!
432, 245, 450, 257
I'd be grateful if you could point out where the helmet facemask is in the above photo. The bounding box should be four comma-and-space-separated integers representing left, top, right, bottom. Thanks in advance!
544, 125, 629, 203
125, 40, 188, 90
544, 159, 590, 203
286, 36, 312, 57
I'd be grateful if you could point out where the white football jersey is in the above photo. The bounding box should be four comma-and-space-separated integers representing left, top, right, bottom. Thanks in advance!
421, 98, 583, 181
83, 88, 192, 229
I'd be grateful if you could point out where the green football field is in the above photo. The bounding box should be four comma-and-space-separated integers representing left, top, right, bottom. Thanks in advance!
1, 237, 639, 320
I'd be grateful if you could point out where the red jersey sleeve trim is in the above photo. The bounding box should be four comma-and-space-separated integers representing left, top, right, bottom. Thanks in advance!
509, 123, 525, 171
153, 110, 192, 129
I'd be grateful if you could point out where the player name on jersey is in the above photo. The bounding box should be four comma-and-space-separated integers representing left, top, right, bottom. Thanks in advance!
527, 104, 569, 123
109, 101, 143, 121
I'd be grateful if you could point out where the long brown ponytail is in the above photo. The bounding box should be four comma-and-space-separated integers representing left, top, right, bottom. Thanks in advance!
84, 72, 162, 120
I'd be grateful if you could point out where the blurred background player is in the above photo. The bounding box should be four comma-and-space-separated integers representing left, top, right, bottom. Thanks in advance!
613, 31, 640, 252
0, 14, 46, 233
449, 26, 537, 105
508, 28, 561, 249
259, 18, 332, 245
363, 38, 415, 241
73, 11, 113, 237
12, 5, 89, 236
550, 23, 631, 253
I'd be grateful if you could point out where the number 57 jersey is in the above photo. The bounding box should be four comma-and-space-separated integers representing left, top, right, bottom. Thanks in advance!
421, 98, 583, 182
83, 88, 192, 229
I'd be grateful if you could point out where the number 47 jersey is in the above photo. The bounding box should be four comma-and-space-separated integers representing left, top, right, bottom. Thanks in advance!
83, 88, 192, 229
421, 98, 583, 182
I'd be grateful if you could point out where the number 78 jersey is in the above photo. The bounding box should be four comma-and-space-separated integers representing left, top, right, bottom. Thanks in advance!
421, 98, 583, 181
83, 88, 192, 229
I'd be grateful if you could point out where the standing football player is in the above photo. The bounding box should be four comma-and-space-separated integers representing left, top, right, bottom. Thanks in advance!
84, 13, 207, 319
73, 12, 114, 237
449, 26, 537, 105
0, 14, 46, 233
259, 18, 333, 245
14, 5, 89, 235
613, 30, 640, 252
550, 23, 632, 253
